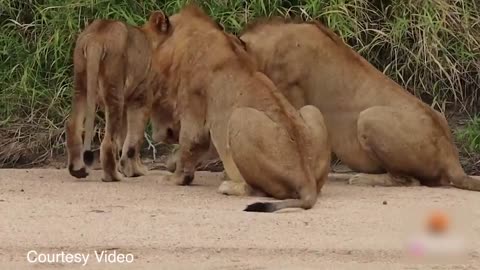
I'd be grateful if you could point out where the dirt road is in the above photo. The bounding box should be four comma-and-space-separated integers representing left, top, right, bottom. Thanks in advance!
0, 168, 479, 269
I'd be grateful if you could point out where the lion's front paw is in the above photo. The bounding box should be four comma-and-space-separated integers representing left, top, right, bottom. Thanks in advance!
221, 170, 231, 181
218, 180, 232, 195
132, 161, 148, 177
218, 180, 248, 196
348, 173, 374, 186
178, 174, 194, 185
169, 173, 194, 185
119, 158, 135, 177
166, 157, 177, 173
348, 173, 417, 187
102, 170, 124, 182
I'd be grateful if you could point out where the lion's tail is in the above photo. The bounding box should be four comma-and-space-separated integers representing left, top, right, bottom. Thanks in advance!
83, 42, 103, 166
244, 176, 318, 213
450, 175, 480, 191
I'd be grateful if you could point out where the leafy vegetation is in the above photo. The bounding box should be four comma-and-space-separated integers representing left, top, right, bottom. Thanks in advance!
0, 0, 479, 167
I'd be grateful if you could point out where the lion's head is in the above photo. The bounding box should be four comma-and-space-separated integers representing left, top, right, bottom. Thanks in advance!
141, 10, 171, 50
140, 10, 181, 144
144, 5, 256, 147
144, 5, 249, 145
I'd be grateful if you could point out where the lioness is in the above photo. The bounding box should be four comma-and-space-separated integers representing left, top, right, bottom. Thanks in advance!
146, 5, 331, 212
66, 12, 171, 181
239, 19, 480, 190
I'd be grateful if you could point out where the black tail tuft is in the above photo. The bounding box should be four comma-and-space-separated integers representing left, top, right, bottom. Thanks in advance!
244, 202, 276, 213
83, 150, 95, 166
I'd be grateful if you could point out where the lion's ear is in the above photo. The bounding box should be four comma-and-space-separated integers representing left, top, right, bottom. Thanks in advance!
238, 37, 247, 50
215, 21, 224, 31
149, 11, 170, 32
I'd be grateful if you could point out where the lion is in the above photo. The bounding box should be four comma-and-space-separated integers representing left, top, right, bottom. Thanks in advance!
239, 19, 480, 191
145, 5, 331, 212
65, 11, 172, 182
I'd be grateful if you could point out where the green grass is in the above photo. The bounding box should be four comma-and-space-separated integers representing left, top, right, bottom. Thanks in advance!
457, 117, 480, 153
0, 0, 479, 166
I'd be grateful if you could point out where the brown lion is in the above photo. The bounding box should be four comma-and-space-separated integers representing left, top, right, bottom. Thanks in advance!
65, 12, 171, 182
239, 19, 480, 190
146, 5, 331, 212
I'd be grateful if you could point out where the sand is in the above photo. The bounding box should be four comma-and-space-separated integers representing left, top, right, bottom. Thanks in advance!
0, 168, 479, 269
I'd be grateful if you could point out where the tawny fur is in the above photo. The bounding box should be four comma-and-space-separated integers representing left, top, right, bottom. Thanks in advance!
148, 5, 331, 212
66, 12, 171, 182
239, 19, 480, 191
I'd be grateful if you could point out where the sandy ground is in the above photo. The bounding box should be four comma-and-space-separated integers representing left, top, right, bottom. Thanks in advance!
0, 168, 479, 269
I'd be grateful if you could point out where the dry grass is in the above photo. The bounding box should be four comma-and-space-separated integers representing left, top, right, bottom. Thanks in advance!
1, 0, 479, 170
0, 122, 64, 167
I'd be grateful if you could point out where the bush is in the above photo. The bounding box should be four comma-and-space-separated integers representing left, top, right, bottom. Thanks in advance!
0, 0, 479, 166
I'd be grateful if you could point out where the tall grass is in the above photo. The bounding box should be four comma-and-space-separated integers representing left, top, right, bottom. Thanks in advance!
456, 116, 480, 173
0, 0, 479, 166
457, 116, 480, 152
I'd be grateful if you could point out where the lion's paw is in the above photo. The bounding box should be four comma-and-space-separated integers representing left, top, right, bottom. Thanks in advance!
119, 158, 135, 177
132, 162, 148, 177
348, 173, 375, 186
218, 180, 233, 195
102, 170, 124, 182
218, 180, 247, 196
167, 173, 194, 186
221, 170, 231, 181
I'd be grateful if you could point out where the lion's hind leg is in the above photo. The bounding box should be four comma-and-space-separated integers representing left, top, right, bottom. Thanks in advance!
228, 107, 320, 212
226, 107, 305, 200
99, 60, 125, 182
298, 105, 330, 194
119, 104, 150, 178
66, 67, 89, 178
100, 99, 125, 182
355, 106, 448, 187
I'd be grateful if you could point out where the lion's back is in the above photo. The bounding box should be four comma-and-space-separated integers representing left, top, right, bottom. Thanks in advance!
74, 19, 130, 59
